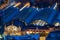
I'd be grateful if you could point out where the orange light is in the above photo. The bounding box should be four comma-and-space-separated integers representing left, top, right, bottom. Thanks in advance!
26, 31, 30, 34
14, 2, 21, 7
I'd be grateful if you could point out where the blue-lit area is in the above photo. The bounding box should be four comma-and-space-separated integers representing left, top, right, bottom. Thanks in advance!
0, 0, 60, 40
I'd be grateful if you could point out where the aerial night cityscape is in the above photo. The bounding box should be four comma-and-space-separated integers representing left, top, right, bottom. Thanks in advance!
0, 0, 60, 40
